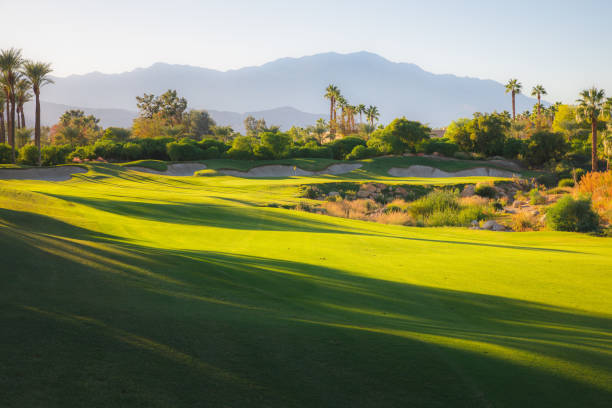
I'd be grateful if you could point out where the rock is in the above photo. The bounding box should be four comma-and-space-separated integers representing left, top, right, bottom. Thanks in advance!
461, 185, 476, 197
471, 220, 479, 227
492, 223, 506, 231
504, 208, 516, 214
395, 187, 408, 196
328, 191, 340, 197
482, 220, 506, 231
356, 191, 370, 198
512, 200, 525, 208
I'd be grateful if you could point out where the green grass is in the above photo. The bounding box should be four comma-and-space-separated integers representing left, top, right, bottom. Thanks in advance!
0, 165, 611, 407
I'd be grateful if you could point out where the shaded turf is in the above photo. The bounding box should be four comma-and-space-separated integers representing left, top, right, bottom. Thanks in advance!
0, 166, 610, 407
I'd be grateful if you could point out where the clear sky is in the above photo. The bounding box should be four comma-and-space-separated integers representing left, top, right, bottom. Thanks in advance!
2, 0, 611, 103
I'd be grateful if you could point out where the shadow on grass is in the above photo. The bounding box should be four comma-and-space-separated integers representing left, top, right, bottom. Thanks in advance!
0, 207, 610, 407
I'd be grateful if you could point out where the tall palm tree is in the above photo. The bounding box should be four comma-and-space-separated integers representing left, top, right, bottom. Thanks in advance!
336, 95, 347, 134
22, 61, 54, 165
576, 87, 608, 172
324, 85, 340, 134
505, 79, 522, 120
531, 85, 547, 116
0, 48, 23, 163
356, 104, 366, 125
0, 92, 5, 144
366, 105, 379, 128
15, 78, 32, 129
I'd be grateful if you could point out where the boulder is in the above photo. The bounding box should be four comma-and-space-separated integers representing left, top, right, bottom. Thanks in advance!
482, 220, 506, 231
356, 191, 370, 198
328, 191, 340, 197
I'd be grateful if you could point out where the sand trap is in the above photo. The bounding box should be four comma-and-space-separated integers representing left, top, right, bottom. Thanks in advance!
388, 165, 516, 178
220, 163, 362, 178
129, 163, 208, 176
0, 166, 86, 181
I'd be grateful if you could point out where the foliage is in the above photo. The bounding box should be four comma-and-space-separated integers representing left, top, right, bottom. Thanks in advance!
474, 183, 497, 199
330, 136, 366, 160
16, 128, 32, 148
576, 171, 612, 222
18, 144, 38, 165
41, 145, 72, 166
547, 195, 599, 232
445, 118, 472, 151
227, 136, 256, 160
558, 178, 575, 188
183, 110, 215, 139
0, 143, 12, 163
51, 110, 102, 145
121, 142, 143, 161
524, 131, 569, 166
345, 145, 377, 160
166, 139, 202, 161
503, 138, 526, 159
417, 137, 459, 157
136, 90, 187, 124
260, 132, 292, 159
469, 112, 509, 156
367, 118, 431, 154
528, 188, 546, 205
102, 127, 131, 142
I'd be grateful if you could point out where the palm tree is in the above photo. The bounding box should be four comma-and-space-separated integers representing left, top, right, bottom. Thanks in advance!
324, 85, 340, 134
15, 78, 32, 129
505, 79, 522, 120
366, 105, 379, 128
0, 48, 23, 162
22, 61, 54, 165
336, 95, 347, 134
356, 104, 366, 125
531, 85, 547, 116
0, 92, 5, 144
576, 87, 608, 172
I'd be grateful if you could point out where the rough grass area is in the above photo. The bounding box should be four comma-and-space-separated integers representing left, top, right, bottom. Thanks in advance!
0, 165, 611, 407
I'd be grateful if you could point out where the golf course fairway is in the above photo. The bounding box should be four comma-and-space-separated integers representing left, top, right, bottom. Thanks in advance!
1, 163, 611, 407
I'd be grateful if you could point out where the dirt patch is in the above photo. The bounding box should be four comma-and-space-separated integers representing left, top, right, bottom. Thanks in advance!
0, 166, 87, 181
129, 163, 207, 176
388, 165, 516, 178
220, 163, 362, 178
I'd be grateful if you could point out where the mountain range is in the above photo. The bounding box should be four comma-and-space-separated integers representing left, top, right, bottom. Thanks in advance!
26, 51, 541, 130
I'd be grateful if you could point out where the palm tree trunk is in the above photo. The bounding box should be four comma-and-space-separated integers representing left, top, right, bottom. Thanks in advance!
512, 92, 516, 120
592, 118, 598, 172
0, 112, 4, 144
329, 99, 333, 133
537, 95, 541, 116
35, 92, 41, 165
5, 98, 10, 146
9, 99, 16, 162
20, 105, 26, 129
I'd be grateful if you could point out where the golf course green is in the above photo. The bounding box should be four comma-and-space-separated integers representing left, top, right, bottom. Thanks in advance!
1, 159, 611, 407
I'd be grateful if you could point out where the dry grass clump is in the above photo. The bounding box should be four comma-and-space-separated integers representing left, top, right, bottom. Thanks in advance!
322, 199, 378, 220
372, 211, 414, 225
576, 171, 612, 222
511, 212, 541, 232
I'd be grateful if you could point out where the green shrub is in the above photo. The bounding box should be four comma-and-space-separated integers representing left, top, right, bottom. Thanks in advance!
93, 140, 122, 160
528, 188, 547, 205
525, 131, 569, 166
166, 141, 203, 161
330, 136, 366, 160
41, 145, 73, 165
558, 178, 575, 188
503, 138, 526, 159
0, 143, 13, 163
68, 145, 95, 161
18, 145, 39, 165
474, 184, 497, 199
137, 137, 173, 161
121, 142, 143, 161
547, 196, 599, 232
417, 138, 459, 157
345, 145, 377, 160
409, 189, 460, 217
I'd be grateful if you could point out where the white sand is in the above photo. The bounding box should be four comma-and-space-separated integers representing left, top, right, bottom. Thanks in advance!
219, 163, 362, 178
0, 166, 87, 181
129, 163, 208, 176
388, 165, 516, 178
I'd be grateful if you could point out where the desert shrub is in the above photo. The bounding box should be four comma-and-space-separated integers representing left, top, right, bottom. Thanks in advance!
374, 211, 414, 225
41, 145, 73, 165
166, 140, 202, 161
18, 145, 39, 165
409, 189, 460, 217
383, 199, 409, 214
474, 183, 497, 198
121, 143, 143, 161
511, 212, 540, 232
194, 169, 219, 177
558, 178, 575, 188
528, 188, 547, 205
576, 171, 612, 222
302, 186, 319, 199
547, 196, 599, 232
0, 143, 12, 163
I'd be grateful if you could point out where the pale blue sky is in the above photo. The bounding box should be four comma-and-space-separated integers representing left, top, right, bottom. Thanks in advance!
2, 0, 611, 103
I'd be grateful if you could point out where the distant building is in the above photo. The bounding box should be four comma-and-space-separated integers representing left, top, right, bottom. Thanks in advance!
430, 128, 446, 138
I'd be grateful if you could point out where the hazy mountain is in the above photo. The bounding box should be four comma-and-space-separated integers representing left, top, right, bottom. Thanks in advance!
38, 51, 541, 127
23, 102, 322, 133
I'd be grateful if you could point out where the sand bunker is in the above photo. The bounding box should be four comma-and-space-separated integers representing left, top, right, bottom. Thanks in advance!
388, 165, 516, 178
220, 163, 362, 178
0, 166, 87, 181
129, 163, 208, 176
